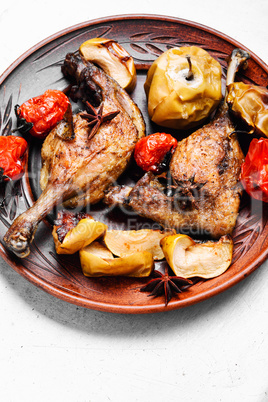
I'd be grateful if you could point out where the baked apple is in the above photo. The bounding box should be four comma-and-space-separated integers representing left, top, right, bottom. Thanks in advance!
144, 46, 222, 129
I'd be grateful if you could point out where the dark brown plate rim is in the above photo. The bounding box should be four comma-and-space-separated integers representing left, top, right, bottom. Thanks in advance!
0, 14, 268, 314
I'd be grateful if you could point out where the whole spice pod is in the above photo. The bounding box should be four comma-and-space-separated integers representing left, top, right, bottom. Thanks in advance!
227, 82, 268, 137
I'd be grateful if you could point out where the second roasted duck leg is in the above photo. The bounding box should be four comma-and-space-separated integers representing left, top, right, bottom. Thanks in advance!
105, 48, 250, 238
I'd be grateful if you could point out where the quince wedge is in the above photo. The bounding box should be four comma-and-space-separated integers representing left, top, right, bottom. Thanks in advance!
103, 229, 175, 260
52, 218, 107, 254
80, 241, 154, 277
160, 234, 233, 279
79, 38, 136, 92
227, 82, 268, 137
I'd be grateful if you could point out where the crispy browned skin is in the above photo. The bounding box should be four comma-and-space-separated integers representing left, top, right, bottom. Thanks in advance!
54, 210, 92, 243
3, 55, 145, 258
105, 49, 250, 238
125, 104, 244, 238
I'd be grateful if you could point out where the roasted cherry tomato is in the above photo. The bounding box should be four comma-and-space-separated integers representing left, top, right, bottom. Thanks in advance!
0, 136, 28, 181
240, 138, 268, 202
134, 132, 178, 173
16, 89, 70, 139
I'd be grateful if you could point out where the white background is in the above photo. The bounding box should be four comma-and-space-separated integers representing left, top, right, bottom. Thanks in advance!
0, 1, 268, 401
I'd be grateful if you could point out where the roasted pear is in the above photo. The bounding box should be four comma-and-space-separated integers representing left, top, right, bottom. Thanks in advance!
227, 82, 268, 137
79, 38, 136, 92
144, 46, 222, 129
52, 218, 107, 254
160, 234, 233, 279
80, 242, 154, 277
103, 229, 175, 260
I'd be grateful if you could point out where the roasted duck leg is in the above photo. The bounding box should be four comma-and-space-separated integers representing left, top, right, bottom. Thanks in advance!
3, 53, 145, 258
105, 48, 250, 238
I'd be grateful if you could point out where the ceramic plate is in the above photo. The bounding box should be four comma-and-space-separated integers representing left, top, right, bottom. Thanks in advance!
0, 14, 268, 313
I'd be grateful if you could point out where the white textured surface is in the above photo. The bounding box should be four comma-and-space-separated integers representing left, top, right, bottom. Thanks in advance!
0, 1, 268, 401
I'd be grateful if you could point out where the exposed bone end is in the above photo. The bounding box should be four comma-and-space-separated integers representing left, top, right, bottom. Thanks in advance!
3, 218, 36, 258
3, 233, 31, 258
225, 48, 250, 88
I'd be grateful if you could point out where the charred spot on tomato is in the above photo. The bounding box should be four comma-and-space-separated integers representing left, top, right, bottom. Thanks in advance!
150, 146, 175, 174
14, 105, 34, 134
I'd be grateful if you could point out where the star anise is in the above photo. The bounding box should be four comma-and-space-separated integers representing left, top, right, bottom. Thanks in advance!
156, 172, 207, 210
172, 175, 207, 210
140, 265, 193, 306
80, 101, 120, 139
175, 175, 207, 197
